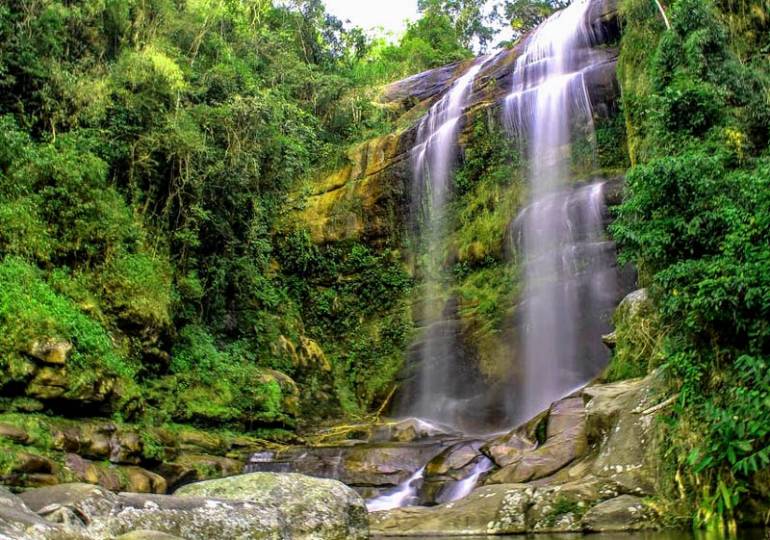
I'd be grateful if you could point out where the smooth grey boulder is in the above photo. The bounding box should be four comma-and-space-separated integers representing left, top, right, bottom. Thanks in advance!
582, 495, 657, 531
115, 531, 185, 540
175, 472, 369, 540
0, 486, 87, 540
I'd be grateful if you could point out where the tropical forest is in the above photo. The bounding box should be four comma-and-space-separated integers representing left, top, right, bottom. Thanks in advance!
0, 0, 768, 538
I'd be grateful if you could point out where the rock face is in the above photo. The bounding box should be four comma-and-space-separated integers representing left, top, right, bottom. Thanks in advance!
3, 473, 368, 540
286, 0, 622, 250
0, 416, 266, 493
246, 418, 462, 500
370, 370, 668, 535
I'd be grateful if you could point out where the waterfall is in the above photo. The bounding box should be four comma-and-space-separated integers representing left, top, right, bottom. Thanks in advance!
438, 457, 494, 503
504, 0, 620, 423
399, 57, 489, 427
366, 466, 426, 512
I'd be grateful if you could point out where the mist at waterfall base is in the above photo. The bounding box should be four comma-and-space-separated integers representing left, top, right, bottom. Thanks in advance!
392, 0, 624, 433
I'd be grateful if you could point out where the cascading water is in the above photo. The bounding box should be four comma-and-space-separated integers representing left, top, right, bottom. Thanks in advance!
398, 57, 489, 428
504, 0, 620, 423
366, 467, 425, 512
246, 1, 625, 516
437, 457, 494, 503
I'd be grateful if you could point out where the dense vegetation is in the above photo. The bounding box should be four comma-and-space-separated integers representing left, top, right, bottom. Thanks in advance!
2, 0, 768, 531
614, 0, 770, 528
0, 0, 493, 430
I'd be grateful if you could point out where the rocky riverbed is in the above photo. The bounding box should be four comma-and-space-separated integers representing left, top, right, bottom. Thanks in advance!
0, 473, 368, 540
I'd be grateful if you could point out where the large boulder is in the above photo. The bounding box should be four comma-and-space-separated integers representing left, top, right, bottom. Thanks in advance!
582, 495, 657, 531
0, 486, 87, 540
15, 474, 368, 540
175, 472, 368, 540
487, 397, 588, 484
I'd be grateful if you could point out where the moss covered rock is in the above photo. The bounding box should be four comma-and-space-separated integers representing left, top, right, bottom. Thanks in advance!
175, 472, 368, 540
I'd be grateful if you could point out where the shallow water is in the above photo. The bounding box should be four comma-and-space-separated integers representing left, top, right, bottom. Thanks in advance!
375, 531, 768, 540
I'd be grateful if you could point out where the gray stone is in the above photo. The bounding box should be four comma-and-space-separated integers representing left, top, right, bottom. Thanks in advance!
0, 486, 87, 540
174, 472, 368, 540
115, 531, 185, 540
487, 397, 588, 484
582, 495, 658, 531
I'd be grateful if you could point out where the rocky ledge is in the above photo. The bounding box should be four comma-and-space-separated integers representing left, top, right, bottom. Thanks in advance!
370, 368, 668, 535
0, 472, 368, 540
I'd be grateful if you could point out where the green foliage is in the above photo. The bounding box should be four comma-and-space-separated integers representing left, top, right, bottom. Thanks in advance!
604, 293, 666, 382
160, 325, 291, 427
616, 0, 770, 525
452, 114, 522, 266
0, 0, 474, 431
0, 257, 135, 385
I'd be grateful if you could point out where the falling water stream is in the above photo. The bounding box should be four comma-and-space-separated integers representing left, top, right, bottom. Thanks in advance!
366, 467, 426, 512
503, 0, 619, 424
400, 56, 489, 427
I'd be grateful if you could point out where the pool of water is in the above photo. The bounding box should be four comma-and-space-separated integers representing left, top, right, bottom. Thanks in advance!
374, 530, 768, 540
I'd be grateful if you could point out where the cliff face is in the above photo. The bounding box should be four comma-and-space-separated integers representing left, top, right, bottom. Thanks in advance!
281, 0, 629, 428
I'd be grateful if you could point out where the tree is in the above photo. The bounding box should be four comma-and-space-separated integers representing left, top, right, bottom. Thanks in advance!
417, 0, 497, 51
496, 0, 568, 41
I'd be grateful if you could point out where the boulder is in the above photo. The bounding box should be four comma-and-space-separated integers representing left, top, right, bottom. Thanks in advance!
174, 472, 368, 540
0, 423, 29, 444
89, 493, 288, 539
63, 455, 166, 494
0, 485, 85, 540
115, 531, 185, 540
487, 397, 587, 484
582, 495, 657, 531
26, 367, 68, 400
370, 483, 532, 536
585, 370, 666, 495
371, 417, 457, 443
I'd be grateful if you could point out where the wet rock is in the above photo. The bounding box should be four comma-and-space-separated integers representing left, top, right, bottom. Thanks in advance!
421, 441, 486, 503
174, 472, 368, 540
382, 61, 465, 106
250, 441, 445, 490
371, 417, 456, 443
582, 494, 658, 531
13, 452, 57, 475
487, 397, 587, 484
178, 431, 226, 454
370, 483, 532, 535
173, 453, 243, 480
122, 467, 167, 494
109, 431, 143, 464
585, 370, 665, 495
65, 454, 123, 492
26, 367, 68, 400
20, 482, 118, 519
63, 455, 166, 494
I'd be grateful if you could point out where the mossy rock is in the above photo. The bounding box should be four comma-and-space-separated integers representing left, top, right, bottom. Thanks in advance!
175, 472, 369, 540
